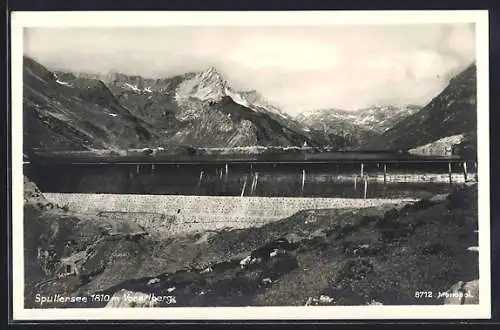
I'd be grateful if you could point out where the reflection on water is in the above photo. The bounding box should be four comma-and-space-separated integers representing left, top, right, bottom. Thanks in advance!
25, 162, 473, 200
164, 176, 455, 200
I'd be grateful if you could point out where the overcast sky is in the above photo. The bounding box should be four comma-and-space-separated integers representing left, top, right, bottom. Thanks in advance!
23, 24, 475, 115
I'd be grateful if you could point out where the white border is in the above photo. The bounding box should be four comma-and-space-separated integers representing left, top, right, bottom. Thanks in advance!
11, 10, 491, 320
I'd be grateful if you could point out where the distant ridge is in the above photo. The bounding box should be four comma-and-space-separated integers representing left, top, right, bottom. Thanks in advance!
363, 62, 477, 154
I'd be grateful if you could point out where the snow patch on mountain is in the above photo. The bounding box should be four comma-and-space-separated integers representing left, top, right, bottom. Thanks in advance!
225, 87, 251, 108
298, 109, 357, 120
124, 83, 142, 93
56, 79, 73, 87
409, 134, 465, 156
238, 90, 290, 119
120, 81, 154, 94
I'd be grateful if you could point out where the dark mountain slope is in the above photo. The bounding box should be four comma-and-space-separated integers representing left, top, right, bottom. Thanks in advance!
23, 56, 158, 152
364, 63, 477, 151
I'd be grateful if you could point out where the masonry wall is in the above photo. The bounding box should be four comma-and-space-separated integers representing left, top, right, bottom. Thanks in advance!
44, 193, 417, 238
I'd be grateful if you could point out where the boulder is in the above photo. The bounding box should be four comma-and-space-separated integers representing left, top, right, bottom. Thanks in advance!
443, 280, 479, 305
430, 194, 449, 203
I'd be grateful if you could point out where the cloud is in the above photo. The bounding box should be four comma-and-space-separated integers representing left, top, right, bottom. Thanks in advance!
23, 24, 475, 115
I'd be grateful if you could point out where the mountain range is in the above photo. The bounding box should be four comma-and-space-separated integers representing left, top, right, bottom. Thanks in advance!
23, 56, 477, 156
295, 105, 422, 148
37, 60, 328, 150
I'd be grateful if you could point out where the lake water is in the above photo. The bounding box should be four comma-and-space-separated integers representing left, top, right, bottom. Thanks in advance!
25, 162, 472, 200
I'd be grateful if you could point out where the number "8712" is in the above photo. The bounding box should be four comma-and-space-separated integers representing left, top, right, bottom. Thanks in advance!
415, 291, 433, 298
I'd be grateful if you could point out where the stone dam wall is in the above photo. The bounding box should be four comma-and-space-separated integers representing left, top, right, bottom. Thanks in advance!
44, 193, 417, 238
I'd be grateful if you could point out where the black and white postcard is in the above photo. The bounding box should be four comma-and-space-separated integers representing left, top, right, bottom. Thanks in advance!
11, 10, 491, 320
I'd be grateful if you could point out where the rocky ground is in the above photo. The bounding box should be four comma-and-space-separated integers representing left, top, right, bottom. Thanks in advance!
23, 176, 479, 308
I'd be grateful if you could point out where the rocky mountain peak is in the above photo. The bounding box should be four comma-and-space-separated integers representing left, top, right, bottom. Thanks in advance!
202, 65, 220, 76
199, 66, 227, 87
174, 66, 229, 104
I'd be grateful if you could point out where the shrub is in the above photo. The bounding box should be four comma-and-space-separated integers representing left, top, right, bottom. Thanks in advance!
376, 208, 399, 229
335, 258, 375, 284
421, 242, 448, 255
359, 215, 379, 227
448, 187, 474, 210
